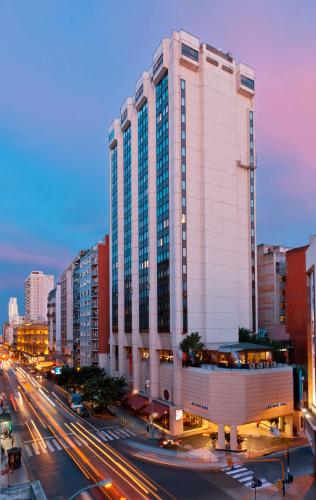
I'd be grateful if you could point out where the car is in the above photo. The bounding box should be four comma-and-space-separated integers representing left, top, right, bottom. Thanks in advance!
157, 438, 182, 450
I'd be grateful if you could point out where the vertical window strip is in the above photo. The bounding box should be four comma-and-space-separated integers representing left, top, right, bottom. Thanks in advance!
111, 146, 118, 332
181, 79, 188, 334
249, 110, 256, 331
138, 102, 149, 332
123, 126, 132, 333
156, 73, 170, 333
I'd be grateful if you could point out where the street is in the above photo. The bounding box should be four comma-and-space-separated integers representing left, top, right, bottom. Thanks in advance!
2, 360, 260, 499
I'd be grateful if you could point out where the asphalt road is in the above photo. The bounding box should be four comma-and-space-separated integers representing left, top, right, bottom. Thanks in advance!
3, 361, 281, 500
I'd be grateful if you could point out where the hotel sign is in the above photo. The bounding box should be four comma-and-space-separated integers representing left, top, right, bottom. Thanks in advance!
191, 401, 209, 410
265, 402, 287, 409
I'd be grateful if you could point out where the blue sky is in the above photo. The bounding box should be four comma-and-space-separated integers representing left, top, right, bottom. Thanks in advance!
1, 0, 316, 325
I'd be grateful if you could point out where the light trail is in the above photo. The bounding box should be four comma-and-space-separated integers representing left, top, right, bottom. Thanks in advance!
31, 419, 47, 449
67, 423, 148, 500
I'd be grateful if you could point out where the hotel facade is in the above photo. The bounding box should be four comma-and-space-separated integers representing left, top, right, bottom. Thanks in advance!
109, 31, 294, 443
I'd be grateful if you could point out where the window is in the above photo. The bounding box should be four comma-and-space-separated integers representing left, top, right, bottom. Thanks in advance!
241, 74, 255, 90
181, 43, 199, 62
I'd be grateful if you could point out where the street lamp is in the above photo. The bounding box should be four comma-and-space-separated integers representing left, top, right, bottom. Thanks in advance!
68, 479, 112, 500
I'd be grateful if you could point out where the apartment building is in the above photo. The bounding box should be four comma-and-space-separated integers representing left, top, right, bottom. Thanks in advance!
108, 31, 294, 440
257, 244, 289, 340
72, 237, 110, 368
25, 271, 54, 322
47, 284, 61, 355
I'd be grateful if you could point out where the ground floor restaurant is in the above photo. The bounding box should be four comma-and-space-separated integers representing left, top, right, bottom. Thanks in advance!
123, 363, 296, 451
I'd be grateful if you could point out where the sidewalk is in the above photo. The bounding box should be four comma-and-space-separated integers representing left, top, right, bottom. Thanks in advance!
0, 434, 29, 490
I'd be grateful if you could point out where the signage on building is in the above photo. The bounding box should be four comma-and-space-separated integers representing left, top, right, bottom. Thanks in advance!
265, 402, 287, 409
175, 409, 183, 421
191, 401, 209, 410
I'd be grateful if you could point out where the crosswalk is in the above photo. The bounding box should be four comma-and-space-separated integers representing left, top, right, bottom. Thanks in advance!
222, 464, 272, 489
24, 426, 136, 458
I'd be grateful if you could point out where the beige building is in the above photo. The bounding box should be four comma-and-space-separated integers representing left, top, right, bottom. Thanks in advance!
257, 244, 289, 340
25, 271, 54, 322
109, 30, 294, 442
305, 235, 316, 473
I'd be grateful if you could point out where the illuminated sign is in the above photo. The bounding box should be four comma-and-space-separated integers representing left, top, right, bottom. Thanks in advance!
265, 402, 287, 409
191, 401, 209, 410
175, 409, 183, 421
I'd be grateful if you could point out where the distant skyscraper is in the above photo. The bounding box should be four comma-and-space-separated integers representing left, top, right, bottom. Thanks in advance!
25, 271, 54, 322
8, 297, 19, 322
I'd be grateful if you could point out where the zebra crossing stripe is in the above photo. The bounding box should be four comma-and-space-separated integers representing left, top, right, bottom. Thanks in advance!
106, 430, 121, 439
38, 441, 48, 454
233, 471, 253, 479
98, 432, 108, 442
31, 442, 40, 455
59, 438, 69, 449
239, 475, 254, 483
45, 440, 55, 452
102, 431, 114, 440
261, 481, 272, 488
117, 428, 132, 437
24, 444, 33, 457
227, 467, 247, 475
121, 428, 136, 436
53, 439, 62, 451
74, 438, 83, 446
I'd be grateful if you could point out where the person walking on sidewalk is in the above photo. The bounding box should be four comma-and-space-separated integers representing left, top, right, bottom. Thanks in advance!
11, 435, 14, 448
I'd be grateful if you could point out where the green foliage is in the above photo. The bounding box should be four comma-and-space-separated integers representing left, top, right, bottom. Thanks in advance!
82, 375, 127, 412
57, 365, 104, 389
180, 332, 205, 354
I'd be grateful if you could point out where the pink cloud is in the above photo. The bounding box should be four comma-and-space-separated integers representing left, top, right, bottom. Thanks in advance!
0, 244, 71, 270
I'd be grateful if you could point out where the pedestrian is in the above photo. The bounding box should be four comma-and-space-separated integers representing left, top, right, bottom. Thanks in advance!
11, 435, 14, 447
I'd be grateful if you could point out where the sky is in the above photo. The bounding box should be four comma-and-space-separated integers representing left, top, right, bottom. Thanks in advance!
1, 0, 316, 326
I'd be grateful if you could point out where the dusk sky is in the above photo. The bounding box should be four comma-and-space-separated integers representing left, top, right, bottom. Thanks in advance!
1, 0, 316, 326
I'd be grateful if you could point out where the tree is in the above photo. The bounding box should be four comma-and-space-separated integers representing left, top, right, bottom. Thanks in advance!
82, 375, 127, 412
180, 332, 205, 367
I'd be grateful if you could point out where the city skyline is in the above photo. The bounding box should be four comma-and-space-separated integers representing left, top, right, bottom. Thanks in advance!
1, 0, 316, 326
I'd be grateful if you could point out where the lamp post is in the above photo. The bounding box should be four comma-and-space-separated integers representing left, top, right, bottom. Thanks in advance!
68, 479, 112, 500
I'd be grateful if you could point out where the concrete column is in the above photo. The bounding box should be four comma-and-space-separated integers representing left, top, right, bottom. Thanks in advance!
284, 414, 293, 437
132, 347, 141, 392
109, 340, 116, 375
169, 406, 183, 436
230, 424, 238, 451
118, 343, 125, 377
149, 349, 160, 399
217, 423, 225, 450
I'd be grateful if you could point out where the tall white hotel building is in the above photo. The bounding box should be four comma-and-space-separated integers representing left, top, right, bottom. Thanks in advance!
107, 31, 288, 441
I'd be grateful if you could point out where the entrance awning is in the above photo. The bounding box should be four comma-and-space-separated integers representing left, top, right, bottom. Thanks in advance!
142, 401, 169, 419
124, 394, 148, 411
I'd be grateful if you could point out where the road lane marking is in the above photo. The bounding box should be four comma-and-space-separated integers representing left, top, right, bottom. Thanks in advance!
52, 439, 62, 450
24, 444, 33, 457
226, 467, 247, 475
31, 442, 40, 455
74, 438, 83, 446
45, 440, 54, 452
58, 438, 69, 449
102, 431, 114, 440
239, 475, 254, 483
38, 441, 48, 453
106, 429, 121, 438
120, 428, 136, 436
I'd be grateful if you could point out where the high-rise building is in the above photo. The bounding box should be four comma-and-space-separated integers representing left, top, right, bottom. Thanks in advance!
257, 244, 289, 340
47, 284, 61, 355
8, 297, 19, 322
72, 237, 110, 368
105, 31, 299, 442
60, 263, 74, 366
25, 271, 54, 322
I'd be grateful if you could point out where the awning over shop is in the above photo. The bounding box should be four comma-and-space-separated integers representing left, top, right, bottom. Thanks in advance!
142, 401, 169, 419
124, 394, 148, 411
